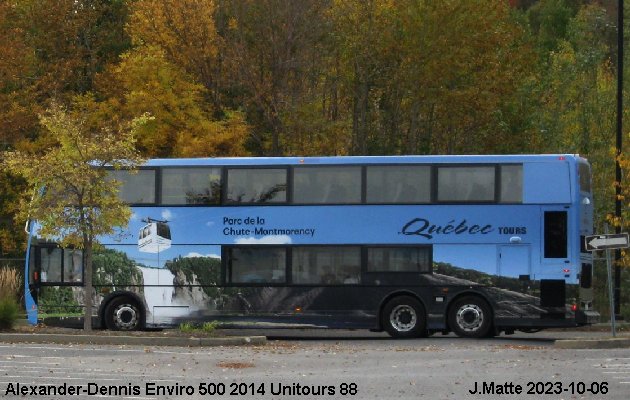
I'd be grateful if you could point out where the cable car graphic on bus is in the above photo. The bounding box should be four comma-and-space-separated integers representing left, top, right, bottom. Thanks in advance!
138, 218, 172, 253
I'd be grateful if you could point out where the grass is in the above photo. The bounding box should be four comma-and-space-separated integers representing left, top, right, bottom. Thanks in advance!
39, 313, 84, 318
179, 321, 220, 335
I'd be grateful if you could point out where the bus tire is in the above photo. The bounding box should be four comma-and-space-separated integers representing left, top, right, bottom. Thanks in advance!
382, 296, 427, 338
104, 296, 144, 331
448, 296, 492, 338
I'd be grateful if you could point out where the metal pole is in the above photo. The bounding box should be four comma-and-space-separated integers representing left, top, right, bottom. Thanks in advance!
615, 0, 624, 319
605, 226, 617, 337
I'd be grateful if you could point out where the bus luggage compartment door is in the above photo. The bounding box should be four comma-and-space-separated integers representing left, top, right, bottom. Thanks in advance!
498, 245, 531, 278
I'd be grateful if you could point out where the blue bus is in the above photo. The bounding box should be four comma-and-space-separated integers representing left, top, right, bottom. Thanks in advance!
23, 154, 599, 338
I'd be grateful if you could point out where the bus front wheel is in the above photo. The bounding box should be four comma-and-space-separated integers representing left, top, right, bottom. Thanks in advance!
382, 296, 427, 338
104, 296, 144, 331
448, 296, 492, 338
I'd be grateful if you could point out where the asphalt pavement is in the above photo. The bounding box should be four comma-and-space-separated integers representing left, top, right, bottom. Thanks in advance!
1, 332, 630, 399
1, 324, 629, 348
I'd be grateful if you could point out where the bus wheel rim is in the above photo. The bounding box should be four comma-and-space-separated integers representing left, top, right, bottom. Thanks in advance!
114, 304, 138, 330
390, 304, 417, 332
456, 304, 483, 332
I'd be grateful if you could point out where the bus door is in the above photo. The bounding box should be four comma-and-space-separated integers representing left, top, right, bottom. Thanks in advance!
539, 207, 570, 311
498, 245, 531, 279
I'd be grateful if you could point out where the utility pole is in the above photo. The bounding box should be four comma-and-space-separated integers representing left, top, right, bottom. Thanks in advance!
615, 0, 624, 319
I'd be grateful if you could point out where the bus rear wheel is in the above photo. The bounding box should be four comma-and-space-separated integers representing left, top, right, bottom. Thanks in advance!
382, 296, 426, 338
448, 296, 492, 338
104, 296, 144, 331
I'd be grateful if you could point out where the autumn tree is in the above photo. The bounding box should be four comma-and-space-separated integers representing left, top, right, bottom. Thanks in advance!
3, 100, 147, 331
527, 0, 578, 56
108, 0, 250, 157
331, 0, 534, 155
0, 1, 133, 254
527, 2, 627, 319
0, 2, 39, 255
532, 4, 616, 226
127, 0, 222, 108
0, 0, 131, 148
9, 0, 131, 97
95, 45, 249, 157
329, 0, 401, 155
218, 0, 337, 155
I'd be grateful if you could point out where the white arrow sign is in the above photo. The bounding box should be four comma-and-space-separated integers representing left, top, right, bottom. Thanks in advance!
585, 233, 629, 251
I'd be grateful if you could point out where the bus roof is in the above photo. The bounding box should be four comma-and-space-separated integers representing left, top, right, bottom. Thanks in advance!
144, 154, 585, 167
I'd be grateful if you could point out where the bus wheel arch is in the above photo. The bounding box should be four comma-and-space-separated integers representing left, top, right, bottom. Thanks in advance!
100, 292, 146, 331
446, 293, 493, 338
379, 292, 427, 338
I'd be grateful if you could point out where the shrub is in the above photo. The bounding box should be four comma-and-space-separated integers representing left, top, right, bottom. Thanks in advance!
0, 298, 19, 330
179, 321, 220, 335
0, 268, 20, 301
0, 268, 22, 330
179, 322, 195, 333
202, 321, 219, 333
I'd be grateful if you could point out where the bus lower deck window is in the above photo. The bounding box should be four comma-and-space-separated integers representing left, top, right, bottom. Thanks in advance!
367, 247, 431, 273
292, 247, 361, 284
228, 247, 286, 283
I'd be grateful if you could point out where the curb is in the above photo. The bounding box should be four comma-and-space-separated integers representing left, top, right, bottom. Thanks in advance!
554, 338, 630, 349
0, 333, 266, 347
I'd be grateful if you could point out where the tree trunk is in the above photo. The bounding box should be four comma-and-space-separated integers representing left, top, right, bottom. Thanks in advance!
83, 242, 93, 331
352, 75, 370, 155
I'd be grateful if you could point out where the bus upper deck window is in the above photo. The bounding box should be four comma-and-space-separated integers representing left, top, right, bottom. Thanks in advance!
293, 166, 361, 204
500, 165, 523, 203
162, 167, 221, 205
366, 166, 430, 203
437, 166, 495, 202
226, 168, 287, 203
107, 169, 156, 204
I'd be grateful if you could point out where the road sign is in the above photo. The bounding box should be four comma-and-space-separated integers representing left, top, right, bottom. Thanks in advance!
585, 233, 629, 251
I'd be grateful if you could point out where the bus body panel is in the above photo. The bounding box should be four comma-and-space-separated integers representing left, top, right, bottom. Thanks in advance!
95, 203, 579, 283
523, 161, 572, 204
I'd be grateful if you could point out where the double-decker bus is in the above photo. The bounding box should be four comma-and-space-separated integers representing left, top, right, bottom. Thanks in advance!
23, 154, 599, 338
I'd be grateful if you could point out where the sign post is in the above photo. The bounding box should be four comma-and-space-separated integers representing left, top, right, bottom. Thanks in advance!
586, 230, 629, 337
